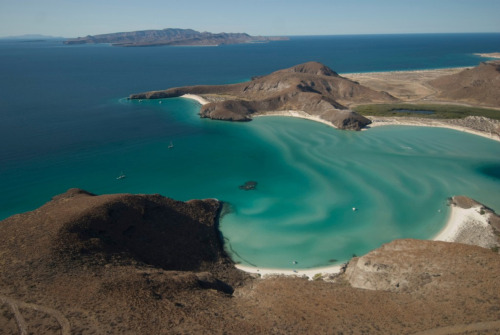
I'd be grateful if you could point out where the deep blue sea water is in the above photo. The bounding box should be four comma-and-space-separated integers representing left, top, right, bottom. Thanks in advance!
1, 33, 499, 269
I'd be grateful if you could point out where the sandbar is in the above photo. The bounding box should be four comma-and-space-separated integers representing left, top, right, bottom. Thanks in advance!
475, 52, 500, 59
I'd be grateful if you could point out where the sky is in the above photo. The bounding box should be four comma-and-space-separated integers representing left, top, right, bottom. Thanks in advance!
1, 0, 499, 38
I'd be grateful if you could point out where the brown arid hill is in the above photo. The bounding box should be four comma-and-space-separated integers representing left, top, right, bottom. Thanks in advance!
1, 189, 500, 334
428, 61, 500, 107
130, 62, 398, 130
63, 28, 288, 47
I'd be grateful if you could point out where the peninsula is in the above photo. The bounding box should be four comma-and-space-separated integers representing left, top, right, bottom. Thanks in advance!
130, 60, 500, 136
63, 28, 288, 47
130, 61, 397, 130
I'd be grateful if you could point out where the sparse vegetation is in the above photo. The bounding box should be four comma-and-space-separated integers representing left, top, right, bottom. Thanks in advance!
354, 103, 500, 120
312, 273, 323, 281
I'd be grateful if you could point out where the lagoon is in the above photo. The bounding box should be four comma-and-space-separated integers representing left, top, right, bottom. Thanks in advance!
0, 34, 499, 269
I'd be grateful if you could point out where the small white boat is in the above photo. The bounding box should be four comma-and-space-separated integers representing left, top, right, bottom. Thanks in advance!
352, 207, 357, 211
168, 141, 174, 149
116, 172, 126, 180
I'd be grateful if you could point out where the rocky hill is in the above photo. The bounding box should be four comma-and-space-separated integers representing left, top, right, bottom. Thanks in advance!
63, 28, 288, 47
1, 189, 500, 334
429, 61, 500, 107
130, 61, 398, 130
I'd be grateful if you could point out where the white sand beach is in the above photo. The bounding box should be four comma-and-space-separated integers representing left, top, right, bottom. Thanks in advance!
366, 117, 500, 142
254, 110, 339, 128
235, 263, 343, 280
181, 94, 210, 105
434, 202, 497, 248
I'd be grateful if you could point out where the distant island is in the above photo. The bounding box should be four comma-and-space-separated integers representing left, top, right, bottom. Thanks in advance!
63, 28, 288, 47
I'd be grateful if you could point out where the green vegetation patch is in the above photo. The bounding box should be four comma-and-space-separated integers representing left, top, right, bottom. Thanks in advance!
354, 104, 500, 120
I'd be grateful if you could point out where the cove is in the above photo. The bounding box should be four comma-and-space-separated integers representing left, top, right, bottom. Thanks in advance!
2, 98, 498, 270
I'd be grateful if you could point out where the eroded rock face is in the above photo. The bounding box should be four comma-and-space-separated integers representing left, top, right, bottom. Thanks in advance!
344, 239, 500, 293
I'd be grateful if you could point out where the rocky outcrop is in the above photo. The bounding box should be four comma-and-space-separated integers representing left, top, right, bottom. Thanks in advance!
63, 28, 288, 47
429, 61, 500, 107
0, 188, 247, 286
130, 62, 398, 130
344, 239, 500, 293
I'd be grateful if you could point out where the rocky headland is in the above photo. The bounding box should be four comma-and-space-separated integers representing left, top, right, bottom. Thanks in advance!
129, 61, 398, 130
1, 189, 500, 334
63, 28, 288, 47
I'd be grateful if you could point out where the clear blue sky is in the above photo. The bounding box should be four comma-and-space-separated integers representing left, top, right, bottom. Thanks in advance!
1, 0, 499, 38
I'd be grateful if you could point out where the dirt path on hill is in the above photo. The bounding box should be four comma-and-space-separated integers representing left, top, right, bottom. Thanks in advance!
0, 294, 71, 335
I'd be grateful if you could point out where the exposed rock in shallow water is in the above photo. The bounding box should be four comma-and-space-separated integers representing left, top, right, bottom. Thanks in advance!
239, 181, 257, 190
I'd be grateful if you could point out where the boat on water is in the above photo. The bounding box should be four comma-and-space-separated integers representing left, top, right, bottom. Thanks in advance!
168, 141, 174, 149
116, 172, 126, 180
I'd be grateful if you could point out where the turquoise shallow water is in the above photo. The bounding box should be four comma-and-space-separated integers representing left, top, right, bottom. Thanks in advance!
2, 97, 499, 269
1, 34, 500, 269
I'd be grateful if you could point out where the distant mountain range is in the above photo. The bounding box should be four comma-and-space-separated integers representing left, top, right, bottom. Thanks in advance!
63, 28, 288, 47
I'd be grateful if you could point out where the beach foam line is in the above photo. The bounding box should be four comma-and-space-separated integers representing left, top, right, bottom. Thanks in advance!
180, 94, 210, 105
235, 263, 343, 280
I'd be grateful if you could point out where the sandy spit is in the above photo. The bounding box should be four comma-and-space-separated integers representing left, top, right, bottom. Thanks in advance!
366, 117, 500, 142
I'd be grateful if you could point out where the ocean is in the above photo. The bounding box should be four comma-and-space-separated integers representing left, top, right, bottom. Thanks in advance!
1, 33, 499, 269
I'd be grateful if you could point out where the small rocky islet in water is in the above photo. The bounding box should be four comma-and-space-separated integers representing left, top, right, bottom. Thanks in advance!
239, 181, 257, 191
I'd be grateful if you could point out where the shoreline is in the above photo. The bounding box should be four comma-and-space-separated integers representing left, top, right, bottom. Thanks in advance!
366, 117, 500, 142
341, 66, 471, 76
234, 200, 497, 280
475, 52, 500, 59
433, 200, 497, 248
180, 95, 500, 142
253, 110, 339, 128
235, 263, 343, 280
